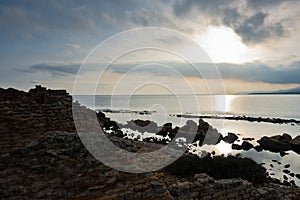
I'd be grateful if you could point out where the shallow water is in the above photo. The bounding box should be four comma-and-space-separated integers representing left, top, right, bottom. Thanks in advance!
74, 94, 300, 186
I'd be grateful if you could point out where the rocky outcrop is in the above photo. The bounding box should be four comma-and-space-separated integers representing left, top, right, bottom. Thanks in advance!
194, 119, 223, 145
223, 132, 239, 144
258, 136, 291, 152
157, 123, 179, 138
0, 131, 171, 200
1, 131, 299, 200
290, 136, 300, 154
241, 141, 254, 151
0, 85, 76, 154
257, 133, 300, 154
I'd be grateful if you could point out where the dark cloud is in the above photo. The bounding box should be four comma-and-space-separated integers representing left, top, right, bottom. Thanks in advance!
246, 0, 294, 9
108, 60, 300, 84
28, 63, 80, 76
0, 0, 295, 44
0, 0, 147, 40
223, 11, 286, 43
172, 0, 292, 44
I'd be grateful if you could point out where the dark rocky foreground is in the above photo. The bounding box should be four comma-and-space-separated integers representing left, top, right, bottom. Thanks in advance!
1, 86, 300, 199
1, 131, 300, 200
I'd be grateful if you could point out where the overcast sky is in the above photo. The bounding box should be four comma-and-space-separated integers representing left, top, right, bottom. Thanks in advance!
1, 0, 300, 94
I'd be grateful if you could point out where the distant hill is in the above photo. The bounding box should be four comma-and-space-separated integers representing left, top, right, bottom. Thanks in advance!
248, 86, 300, 95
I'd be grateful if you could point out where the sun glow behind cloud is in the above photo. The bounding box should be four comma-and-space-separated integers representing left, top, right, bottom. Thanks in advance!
194, 26, 260, 64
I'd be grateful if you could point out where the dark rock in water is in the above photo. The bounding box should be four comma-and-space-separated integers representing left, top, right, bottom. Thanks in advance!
232, 144, 242, 150
290, 180, 296, 186
223, 132, 238, 144
194, 119, 223, 145
271, 160, 278, 163
296, 174, 300, 180
289, 173, 295, 177
270, 164, 274, 168
284, 164, 290, 168
290, 135, 300, 154
257, 136, 291, 152
283, 180, 290, 186
241, 141, 254, 151
278, 162, 281, 165
271, 133, 292, 143
243, 137, 255, 141
254, 145, 263, 152
283, 170, 290, 174
96, 111, 106, 119
283, 175, 288, 181
280, 151, 289, 157
124, 119, 158, 133
157, 123, 173, 137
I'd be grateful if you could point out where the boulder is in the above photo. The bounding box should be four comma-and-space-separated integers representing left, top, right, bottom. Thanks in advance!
195, 119, 222, 145
157, 123, 173, 137
124, 119, 158, 133
232, 144, 242, 150
283, 170, 290, 174
241, 141, 254, 151
289, 135, 300, 154
270, 133, 292, 143
257, 136, 291, 152
254, 145, 263, 152
223, 132, 238, 144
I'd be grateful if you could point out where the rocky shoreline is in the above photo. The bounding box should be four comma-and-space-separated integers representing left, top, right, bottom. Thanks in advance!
172, 114, 300, 125
1, 86, 300, 199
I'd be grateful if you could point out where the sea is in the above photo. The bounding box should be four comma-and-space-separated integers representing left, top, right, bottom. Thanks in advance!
74, 94, 300, 186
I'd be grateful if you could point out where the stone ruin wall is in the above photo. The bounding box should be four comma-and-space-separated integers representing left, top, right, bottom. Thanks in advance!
0, 85, 77, 154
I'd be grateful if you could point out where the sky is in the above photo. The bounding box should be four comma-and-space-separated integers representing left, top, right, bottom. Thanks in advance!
1, 0, 300, 94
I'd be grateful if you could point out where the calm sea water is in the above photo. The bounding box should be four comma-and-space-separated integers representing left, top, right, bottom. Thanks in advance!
74, 95, 300, 185
75, 95, 300, 118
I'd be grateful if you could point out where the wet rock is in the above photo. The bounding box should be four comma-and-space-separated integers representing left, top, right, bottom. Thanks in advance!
284, 164, 290, 168
290, 135, 300, 154
280, 151, 289, 157
271, 133, 292, 143
223, 132, 239, 144
283, 170, 290, 174
254, 145, 263, 152
241, 141, 254, 151
257, 136, 291, 152
243, 137, 255, 141
157, 123, 173, 137
124, 119, 158, 133
157, 123, 178, 139
232, 144, 242, 150
181, 119, 223, 145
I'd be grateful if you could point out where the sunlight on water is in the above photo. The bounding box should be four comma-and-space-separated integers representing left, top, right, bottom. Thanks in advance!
216, 141, 232, 155
213, 95, 236, 114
